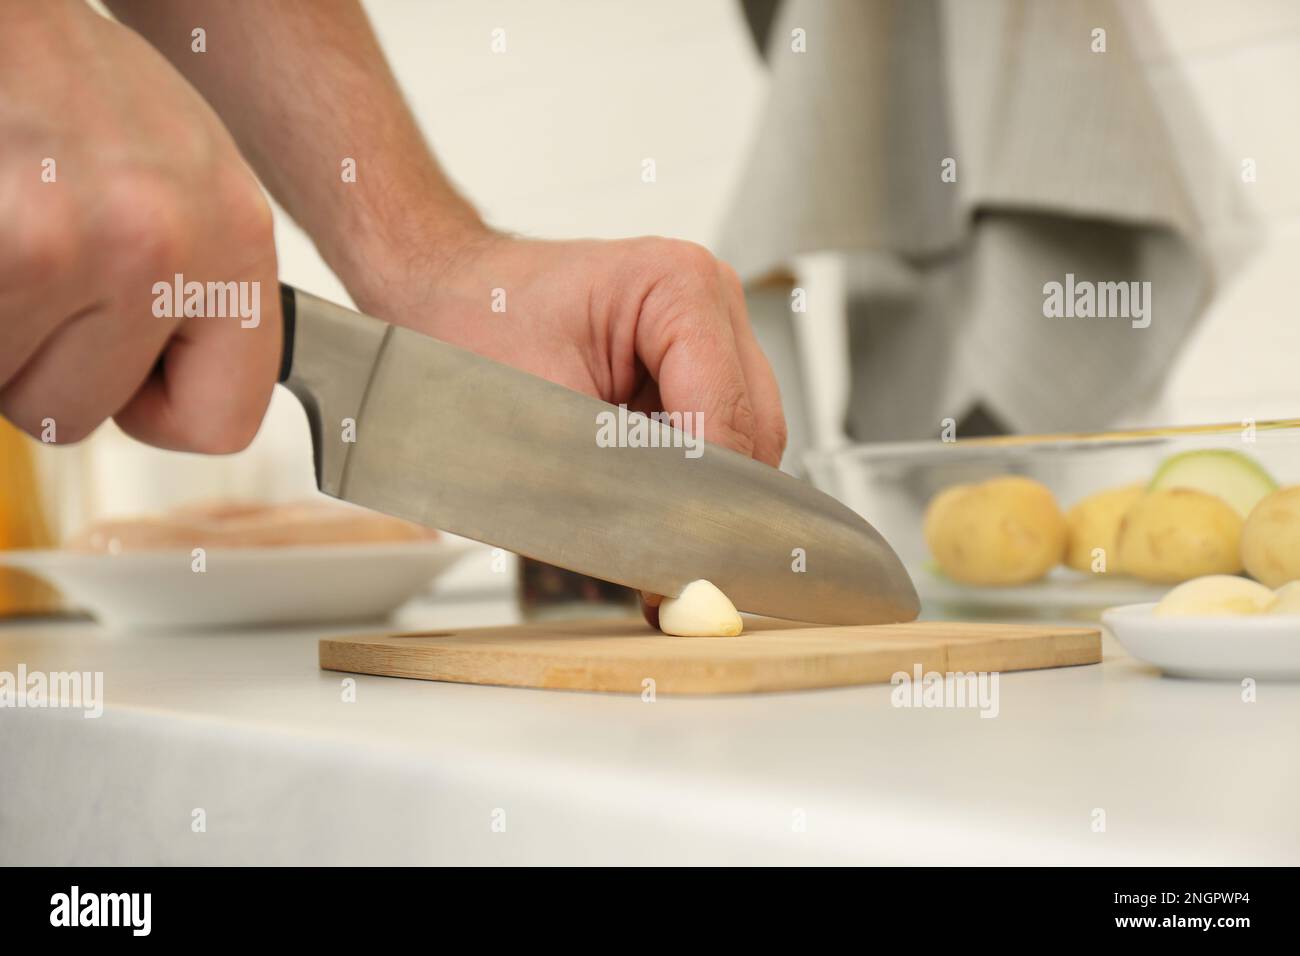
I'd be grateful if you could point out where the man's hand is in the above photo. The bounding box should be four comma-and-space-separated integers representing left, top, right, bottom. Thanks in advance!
359, 229, 787, 626
359, 232, 788, 468
102, 0, 788, 467
9, 0, 787, 474
0, 0, 279, 451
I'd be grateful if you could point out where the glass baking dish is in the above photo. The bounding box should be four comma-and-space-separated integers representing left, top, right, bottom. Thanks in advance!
806, 420, 1300, 620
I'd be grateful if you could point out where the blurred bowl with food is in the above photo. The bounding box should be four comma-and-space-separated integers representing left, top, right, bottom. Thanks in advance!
0, 497, 474, 630
807, 419, 1300, 619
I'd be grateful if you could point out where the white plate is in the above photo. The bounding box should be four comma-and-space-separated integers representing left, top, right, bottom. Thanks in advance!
916, 565, 1166, 614
1102, 602, 1300, 680
0, 539, 476, 631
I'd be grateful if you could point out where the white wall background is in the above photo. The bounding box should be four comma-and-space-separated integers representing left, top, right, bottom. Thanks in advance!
36, 0, 1300, 537
1124, 0, 1300, 429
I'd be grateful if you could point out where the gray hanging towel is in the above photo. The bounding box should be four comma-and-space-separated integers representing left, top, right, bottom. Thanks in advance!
719, 0, 1253, 442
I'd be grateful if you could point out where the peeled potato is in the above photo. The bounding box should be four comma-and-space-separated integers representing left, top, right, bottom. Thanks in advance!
1114, 489, 1243, 584
1154, 575, 1277, 617
923, 476, 1067, 586
1240, 486, 1300, 588
658, 580, 743, 637
1270, 581, 1300, 615
1064, 482, 1145, 574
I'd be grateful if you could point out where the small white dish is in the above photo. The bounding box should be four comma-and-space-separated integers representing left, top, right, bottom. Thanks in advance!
1102, 602, 1300, 680
0, 538, 476, 631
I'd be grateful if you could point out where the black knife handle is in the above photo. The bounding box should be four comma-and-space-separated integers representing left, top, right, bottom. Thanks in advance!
272, 284, 393, 495
278, 282, 297, 384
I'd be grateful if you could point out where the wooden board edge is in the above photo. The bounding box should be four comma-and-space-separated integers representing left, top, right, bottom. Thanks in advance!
319, 634, 1100, 696
322, 637, 940, 695
944, 628, 1102, 674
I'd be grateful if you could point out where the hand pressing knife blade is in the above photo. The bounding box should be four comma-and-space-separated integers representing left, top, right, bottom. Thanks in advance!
277, 284, 919, 625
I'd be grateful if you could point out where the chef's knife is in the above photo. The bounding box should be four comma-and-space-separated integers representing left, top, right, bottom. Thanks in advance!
277, 284, 918, 625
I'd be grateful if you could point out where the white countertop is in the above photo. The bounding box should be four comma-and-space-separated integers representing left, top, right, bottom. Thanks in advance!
2, 592, 1297, 866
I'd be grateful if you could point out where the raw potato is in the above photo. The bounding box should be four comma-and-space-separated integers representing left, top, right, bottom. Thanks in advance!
923, 477, 1067, 586
1154, 575, 1277, 617
1240, 485, 1300, 588
658, 580, 743, 637
1064, 482, 1145, 574
1269, 581, 1300, 615
1114, 489, 1243, 584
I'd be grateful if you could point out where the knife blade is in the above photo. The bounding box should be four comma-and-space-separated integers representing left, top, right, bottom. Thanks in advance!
277, 284, 918, 625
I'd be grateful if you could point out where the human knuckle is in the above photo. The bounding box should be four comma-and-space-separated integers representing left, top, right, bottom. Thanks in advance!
731, 395, 759, 442
713, 384, 758, 454
16, 219, 77, 287
215, 165, 274, 249
99, 174, 190, 276
716, 261, 745, 300
10, 188, 80, 287
662, 240, 719, 281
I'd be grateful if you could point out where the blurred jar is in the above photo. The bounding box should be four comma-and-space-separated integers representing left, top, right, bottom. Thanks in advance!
518, 558, 636, 620
0, 420, 61, 616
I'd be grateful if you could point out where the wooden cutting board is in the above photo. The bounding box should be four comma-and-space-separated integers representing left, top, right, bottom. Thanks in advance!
319, 617, 1101, 695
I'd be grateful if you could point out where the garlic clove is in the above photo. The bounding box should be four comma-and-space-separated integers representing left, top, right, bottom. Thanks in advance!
657, 579, 743, 637
1153, 574, 1277, 617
